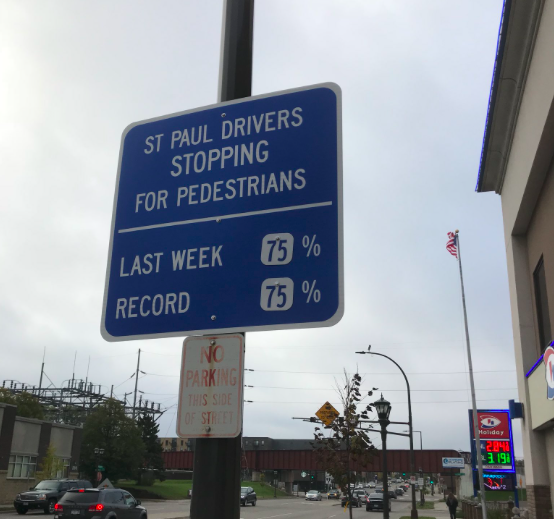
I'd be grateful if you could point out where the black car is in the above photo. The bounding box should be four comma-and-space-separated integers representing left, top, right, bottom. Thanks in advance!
395, 488, 404, 496
388, 490, 397, 499
15, 480, 92, 515
341, 493, 361, 508
366, 493, 391, 512
240, 487, 257, 506
54, 488, 146, 519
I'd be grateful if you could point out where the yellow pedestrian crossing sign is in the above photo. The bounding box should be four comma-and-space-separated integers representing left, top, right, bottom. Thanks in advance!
315, 401, 339, 426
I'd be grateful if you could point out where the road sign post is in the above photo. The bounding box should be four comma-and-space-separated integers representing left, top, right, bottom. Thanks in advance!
191, 2, 252, 519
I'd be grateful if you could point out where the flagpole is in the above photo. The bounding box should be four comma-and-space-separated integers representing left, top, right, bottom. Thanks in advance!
455, 230, 488, 519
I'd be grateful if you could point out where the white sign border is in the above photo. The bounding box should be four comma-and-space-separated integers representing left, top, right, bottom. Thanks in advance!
176, 334, 244, 439
100, 82, 344, 342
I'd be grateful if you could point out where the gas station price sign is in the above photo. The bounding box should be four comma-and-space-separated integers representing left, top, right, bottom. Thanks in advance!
480, 440, 514, 470
468, 409, 515, 473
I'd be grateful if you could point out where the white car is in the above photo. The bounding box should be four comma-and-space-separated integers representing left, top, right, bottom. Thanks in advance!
368, 482, 376, 488
306, 490, 322, 501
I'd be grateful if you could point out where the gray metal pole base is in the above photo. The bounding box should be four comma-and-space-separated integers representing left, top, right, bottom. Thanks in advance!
190, 435, 242, 519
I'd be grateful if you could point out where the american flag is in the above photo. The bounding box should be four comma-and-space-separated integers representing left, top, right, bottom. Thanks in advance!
446, 232, 458, 258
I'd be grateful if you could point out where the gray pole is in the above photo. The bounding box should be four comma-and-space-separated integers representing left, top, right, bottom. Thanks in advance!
132, 349, 141, 420
455, 231, 487, 519
381, 424, 390, 519
38, 363, 44, 398
190, 1, 253, 518
358, 350, 418, 519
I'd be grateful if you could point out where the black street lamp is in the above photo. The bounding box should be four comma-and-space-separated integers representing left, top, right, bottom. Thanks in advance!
93, 448, 104, 486
374, 394, 392, 519
356, 346, 418, 519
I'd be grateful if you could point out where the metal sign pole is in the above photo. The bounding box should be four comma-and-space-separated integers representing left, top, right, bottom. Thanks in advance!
190, 3, 253, 518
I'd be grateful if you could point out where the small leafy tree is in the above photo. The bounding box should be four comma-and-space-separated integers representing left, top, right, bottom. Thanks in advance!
312, 372, 376, 519
36, 445, 64, 480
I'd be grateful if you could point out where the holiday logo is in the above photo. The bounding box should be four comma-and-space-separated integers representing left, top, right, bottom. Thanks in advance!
480, 415, 501, 429
476, 411, 510, 438
543, 345, 554, 400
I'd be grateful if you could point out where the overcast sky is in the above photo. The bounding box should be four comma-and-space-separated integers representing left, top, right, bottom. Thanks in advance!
0, 0, 519, 455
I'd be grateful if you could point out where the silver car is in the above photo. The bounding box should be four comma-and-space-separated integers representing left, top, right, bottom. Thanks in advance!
305, 490, 322, 501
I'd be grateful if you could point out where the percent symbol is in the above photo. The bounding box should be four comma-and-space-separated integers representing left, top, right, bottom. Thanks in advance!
302, 280, 321, 303
302, 235, 321, 257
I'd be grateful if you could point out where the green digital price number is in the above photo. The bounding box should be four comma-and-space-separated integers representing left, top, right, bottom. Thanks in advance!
481, 440, 512, 467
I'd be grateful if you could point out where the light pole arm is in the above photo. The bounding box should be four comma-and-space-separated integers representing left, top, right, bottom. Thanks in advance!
359, 350, 418, 519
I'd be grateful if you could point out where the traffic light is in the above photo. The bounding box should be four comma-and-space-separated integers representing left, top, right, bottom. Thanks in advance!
402, 473, 406, 477
430, 479, 434, 485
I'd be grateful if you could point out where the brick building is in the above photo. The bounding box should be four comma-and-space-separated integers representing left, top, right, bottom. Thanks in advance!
0, 403, 82, 504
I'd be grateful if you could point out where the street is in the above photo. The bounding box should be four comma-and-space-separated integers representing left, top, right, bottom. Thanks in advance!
1, 489, 447, 519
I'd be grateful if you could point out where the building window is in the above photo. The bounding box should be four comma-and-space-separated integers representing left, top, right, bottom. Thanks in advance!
54, 458, 71, 478
534, 257, 552, 351
8, 455, 37, 478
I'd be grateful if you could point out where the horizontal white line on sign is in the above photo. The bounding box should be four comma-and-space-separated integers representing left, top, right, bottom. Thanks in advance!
118, 201, 333, 234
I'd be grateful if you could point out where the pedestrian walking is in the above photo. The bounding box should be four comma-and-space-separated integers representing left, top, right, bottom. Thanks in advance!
446, 492, 458, 519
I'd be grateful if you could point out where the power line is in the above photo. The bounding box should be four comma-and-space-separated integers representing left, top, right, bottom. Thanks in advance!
245, 397, 516, 405
246, 385, 517, 393
246, 369, 515, 375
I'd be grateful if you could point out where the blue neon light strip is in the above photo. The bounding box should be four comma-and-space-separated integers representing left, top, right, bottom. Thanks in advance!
526, 355, 544, 378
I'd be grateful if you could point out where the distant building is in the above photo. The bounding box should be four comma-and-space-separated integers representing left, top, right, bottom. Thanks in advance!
477, 2, 554, 519
158, 437, 190, 452
0, 403, 82, 504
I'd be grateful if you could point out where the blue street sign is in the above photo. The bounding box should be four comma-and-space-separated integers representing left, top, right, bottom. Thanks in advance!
101, 83, 343, 341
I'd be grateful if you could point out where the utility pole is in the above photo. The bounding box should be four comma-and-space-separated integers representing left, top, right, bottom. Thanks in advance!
132, 349, 141, 420
38, 347, 45, 398
189, 2, 253, 519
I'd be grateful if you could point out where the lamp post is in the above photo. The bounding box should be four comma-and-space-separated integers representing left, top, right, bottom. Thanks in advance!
93, 448, 105, 486
356, 346, 418, 519
374, 394, 392, 519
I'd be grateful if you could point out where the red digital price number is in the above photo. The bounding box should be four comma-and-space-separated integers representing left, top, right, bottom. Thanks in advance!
483, 441, 512, 465
485, 441, 511, 453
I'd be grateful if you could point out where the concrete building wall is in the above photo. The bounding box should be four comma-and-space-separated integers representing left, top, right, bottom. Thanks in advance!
480, 2, 554, 518
11, 419, 41, 455
51, 426, 74, 459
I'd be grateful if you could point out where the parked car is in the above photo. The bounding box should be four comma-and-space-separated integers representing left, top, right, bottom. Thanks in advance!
366, 493, 391, 512
54, 488, 145, 519
388, 490, 397, 499
341, 493, 361, 508
15, 479, 92, 515
240, 487, 257, 506
327, 489, 340, 499
395, 488, 404, 496
306, 490, 322, 501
